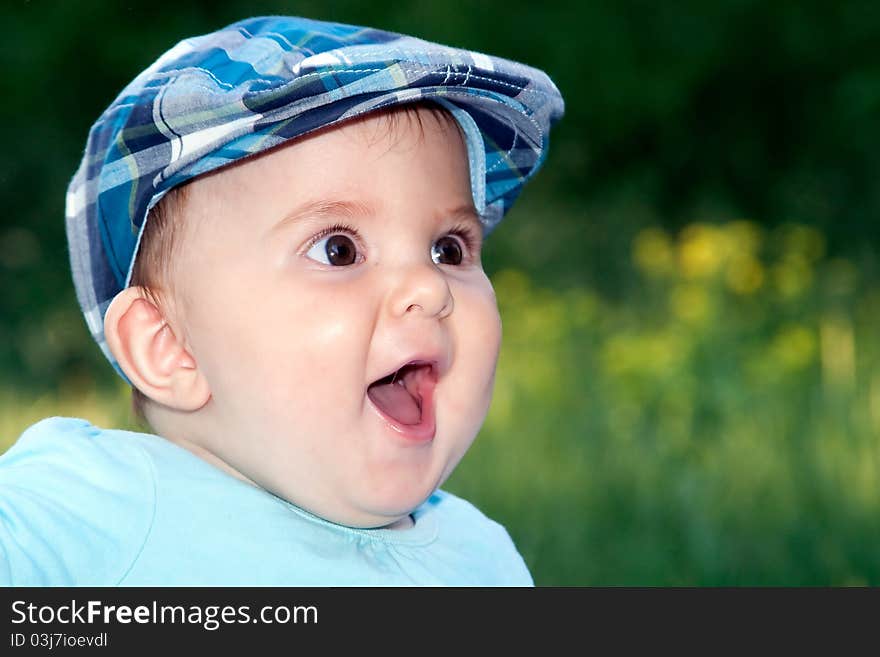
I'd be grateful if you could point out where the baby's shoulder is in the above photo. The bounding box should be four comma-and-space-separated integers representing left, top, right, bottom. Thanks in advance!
0, 417, 156, 585
1, 417, 157, 500
5, 416, 151, 469
425, 489, 534, 585
427, 489, 506, 533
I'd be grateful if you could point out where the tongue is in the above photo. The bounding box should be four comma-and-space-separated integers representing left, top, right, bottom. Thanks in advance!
368, 365, 430, 425
368, 381, 421, 424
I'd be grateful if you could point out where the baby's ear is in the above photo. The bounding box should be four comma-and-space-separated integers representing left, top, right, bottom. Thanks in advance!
103, 287, 210, 412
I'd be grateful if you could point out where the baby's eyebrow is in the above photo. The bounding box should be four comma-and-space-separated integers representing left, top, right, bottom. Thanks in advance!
268, 200, 482, 236
268, 199, 375, 235
446, 205, 482, 229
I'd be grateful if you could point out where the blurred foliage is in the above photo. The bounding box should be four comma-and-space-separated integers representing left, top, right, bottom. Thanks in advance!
450, 217, 880, 584
2, 0, 880, 584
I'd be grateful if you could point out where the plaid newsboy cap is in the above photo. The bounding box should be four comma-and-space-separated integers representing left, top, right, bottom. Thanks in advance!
65, 15, 565, 372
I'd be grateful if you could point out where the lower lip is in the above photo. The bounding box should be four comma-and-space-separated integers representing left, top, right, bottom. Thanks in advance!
366, 384, 437, 443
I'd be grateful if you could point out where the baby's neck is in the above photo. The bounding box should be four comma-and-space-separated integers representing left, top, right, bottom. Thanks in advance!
385, 514, 414, 531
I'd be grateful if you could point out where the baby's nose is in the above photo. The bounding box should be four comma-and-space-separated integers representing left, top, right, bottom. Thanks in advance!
386, 262, 454, 320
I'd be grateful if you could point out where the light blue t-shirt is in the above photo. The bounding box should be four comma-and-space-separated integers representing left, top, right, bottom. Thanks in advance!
0, 417, 532, 586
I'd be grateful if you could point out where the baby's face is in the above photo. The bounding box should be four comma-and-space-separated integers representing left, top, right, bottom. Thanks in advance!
171, 108, 501, 528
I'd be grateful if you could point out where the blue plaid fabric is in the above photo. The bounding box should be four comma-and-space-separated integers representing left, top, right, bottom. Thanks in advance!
65, 15, 565, 372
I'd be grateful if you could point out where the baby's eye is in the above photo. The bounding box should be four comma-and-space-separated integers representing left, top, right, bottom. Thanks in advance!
306, 233, 359, 266
431, 235, 464, 266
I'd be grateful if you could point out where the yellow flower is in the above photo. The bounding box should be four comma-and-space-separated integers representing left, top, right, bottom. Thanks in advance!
670, 283, 712, 324
772, 256, 813, 299
771, 324, 817, 372
726, 254, 765, 295
633, 227, 674, 277
724, 220, 763, 258
678, 223, 727, 279
601, 332, 687, 378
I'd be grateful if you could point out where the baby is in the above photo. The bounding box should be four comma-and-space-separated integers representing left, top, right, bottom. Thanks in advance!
0, 16, 563, 585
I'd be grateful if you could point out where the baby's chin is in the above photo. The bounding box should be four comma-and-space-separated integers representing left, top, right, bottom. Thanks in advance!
342, 510, 418, 531
346, 492, 434, 529
314, 503, 419, 530
336, 477, 445, 529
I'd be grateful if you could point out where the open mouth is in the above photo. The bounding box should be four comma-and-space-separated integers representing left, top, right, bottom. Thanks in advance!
367, 361, 437, 427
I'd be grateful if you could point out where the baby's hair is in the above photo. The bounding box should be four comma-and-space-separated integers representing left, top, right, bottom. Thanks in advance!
129, 183, 188, 422
128, 101, 458, 423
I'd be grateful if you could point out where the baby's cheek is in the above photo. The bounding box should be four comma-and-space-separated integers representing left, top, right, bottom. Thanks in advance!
449, 284, 501, 407
271, 309, 367, 407
464, 281, 502, 362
